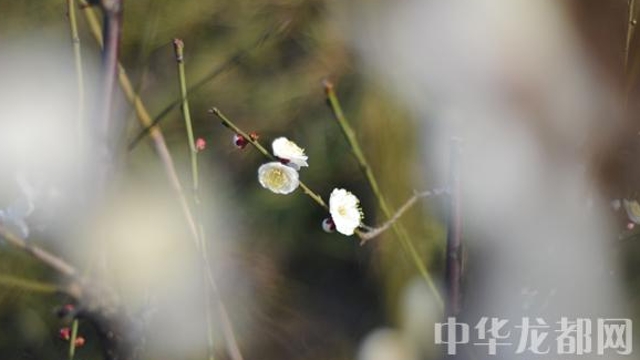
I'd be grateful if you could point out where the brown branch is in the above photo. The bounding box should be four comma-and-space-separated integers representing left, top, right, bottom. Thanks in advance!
0, 224, 77, 279
94, 0, 124, 196
358, 188, 448, 244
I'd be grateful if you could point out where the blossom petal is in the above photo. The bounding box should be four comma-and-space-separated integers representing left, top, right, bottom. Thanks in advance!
329, 188, 363, 236
258, 162, 300, 195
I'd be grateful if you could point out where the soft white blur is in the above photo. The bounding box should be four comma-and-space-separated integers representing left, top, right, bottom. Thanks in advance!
0, 40, 82, 198
0, 39, 252, 358
357, 328, 416, 360
354, 0, 629, 359
84, 178, 250, 358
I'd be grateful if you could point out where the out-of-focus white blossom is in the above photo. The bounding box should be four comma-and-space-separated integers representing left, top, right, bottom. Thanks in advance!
258, 162, 300, 195
272, 137, 308, 170
611, 199, 622, 211
329, 188, 362, 236
623, 199, 640, 224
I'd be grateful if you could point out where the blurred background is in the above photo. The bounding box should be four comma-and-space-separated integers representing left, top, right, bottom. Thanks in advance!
0, 0, 639, 359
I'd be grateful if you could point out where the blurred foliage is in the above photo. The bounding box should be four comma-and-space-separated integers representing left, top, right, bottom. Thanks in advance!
0, 0, 444, 359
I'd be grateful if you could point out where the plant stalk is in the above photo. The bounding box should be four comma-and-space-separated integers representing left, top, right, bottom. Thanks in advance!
323, 80, 444, 310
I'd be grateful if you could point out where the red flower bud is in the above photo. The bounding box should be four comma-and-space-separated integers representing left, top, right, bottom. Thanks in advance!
59, 327, 71, 341
322, 218, 336, 233
233, 134, 248, 149
74, 336, 86, 347
195, 138, 206, 151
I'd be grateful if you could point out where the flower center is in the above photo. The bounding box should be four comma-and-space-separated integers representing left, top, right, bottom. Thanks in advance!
337, 206, 347, 217
266, 168, 287, 188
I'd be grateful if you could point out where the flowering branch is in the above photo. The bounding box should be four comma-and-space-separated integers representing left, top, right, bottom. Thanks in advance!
210, 107, 329, 210
210, 107, 449, 251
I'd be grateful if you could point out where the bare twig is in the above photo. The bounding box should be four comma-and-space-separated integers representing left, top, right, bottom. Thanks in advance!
94, 0, 123, 195
128, 21, 290, 151
0, 273, 60, 293
625, 0, 637, 75
81, 5, 201, 248
445, 138, 463, 316
358, 188, 448, 243
0, 224, 77, 279
66, 0, 85, 147
323, 80, 444, 310
174, 40, 244, 360
69, 319, 80, 360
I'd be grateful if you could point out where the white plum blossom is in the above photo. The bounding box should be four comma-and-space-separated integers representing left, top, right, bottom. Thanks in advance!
272, 137, 308, 170
623, 199, 640, 224
258, 162, 300, 195
329, 188, 363, 236
611, 199, 622, 211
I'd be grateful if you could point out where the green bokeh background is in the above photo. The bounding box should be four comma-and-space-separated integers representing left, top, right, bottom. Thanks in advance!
0, 1, 445, 359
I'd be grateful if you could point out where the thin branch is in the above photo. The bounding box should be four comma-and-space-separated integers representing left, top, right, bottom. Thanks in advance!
173, 39, 200, 196
66, 0, 85, 148
174, 40, 243, 360
323, 80, 444, 310
0, 224, 77, 279
0, 273, 60, 293
358, 188, 448, 243
94, 0, 123, 195
81, 5, 201, 248
128, 21, 290, 151
625, 0, 637, 75
69, 319, 80, 360
445, 138, 463, 317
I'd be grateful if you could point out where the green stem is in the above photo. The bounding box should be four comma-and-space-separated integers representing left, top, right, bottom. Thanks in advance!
67, 0, 84, 148
81, 5, 202, 248
210, 107, 329, 210
68, 319, 79, 360
173, 39, 199, 195
173, 40, 224, 360
626, 0, 637, 75
323, 80, 444, 310
128, 22, 288, 151
0, 273, 59, 293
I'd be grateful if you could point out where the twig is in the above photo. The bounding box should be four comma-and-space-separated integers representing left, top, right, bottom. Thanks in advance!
0, 224, 77, 279
81, 4, 201, 248
0, 273, 60, 293
625, 0, 637, 75
210, 107, 329, 210
174, 39, 243, 360
323, 80, 444, 310
83, 8, 245, 359
94, 0, 123, 195
445, 138, 463, 316
69, 319, 80, 360
66, 0, 85, 147
128, 22, 289, 151
173, 39, 199, 196
358, 188, 448, 243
